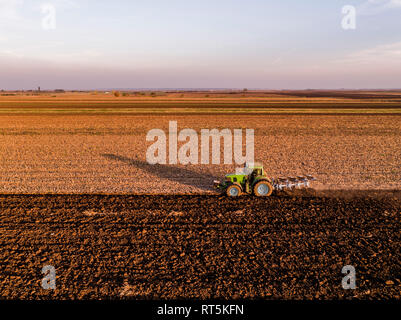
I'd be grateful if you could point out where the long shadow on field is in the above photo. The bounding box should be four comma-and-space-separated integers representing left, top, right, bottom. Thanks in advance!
102, 154, 219, 191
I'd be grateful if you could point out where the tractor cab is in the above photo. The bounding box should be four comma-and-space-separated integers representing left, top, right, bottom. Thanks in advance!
233, 162, 264, 176
244, 162, 265, 177
222, 163, 265, 184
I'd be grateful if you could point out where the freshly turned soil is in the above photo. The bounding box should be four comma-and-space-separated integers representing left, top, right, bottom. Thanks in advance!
0, 192, 400, 300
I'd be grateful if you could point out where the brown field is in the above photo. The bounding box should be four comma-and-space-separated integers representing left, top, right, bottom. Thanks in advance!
0, 91, 400, 300
0, 90, 401, 114
0, 113, 400, 193
1, 194, 400, 299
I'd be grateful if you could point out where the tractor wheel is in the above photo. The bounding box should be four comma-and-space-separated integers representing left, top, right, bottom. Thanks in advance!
226, 184, 242, 197
253, 181, 273, 197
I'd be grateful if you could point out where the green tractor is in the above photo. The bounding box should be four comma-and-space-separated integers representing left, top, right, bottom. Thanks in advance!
213, 162, 315, 197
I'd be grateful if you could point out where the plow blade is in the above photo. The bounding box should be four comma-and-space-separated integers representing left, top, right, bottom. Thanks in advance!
272, 175, 316, 190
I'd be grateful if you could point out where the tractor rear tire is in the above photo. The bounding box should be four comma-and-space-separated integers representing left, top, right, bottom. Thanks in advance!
253, 181, 273, 197
226, 184, 242, 197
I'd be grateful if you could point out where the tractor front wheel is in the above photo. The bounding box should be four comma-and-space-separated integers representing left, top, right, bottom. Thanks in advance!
226, 184, 242, 197
253, 181, 273, 197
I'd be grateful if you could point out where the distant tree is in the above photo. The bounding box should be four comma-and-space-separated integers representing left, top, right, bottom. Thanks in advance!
113, 91, 120, 97
243, 88, 248, 92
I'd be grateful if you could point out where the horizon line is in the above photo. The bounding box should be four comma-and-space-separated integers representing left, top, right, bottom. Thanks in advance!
3, 88, 401, 92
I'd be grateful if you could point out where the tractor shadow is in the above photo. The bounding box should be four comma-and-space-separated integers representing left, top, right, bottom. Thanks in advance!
102, 154, 219, 191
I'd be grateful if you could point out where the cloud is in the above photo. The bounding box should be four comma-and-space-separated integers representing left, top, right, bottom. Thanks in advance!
337, 41, 401, 66
0, 0, 24, 20
358, 0, 401, 15
57, 0, 80, 9
50, 49, 103, 62
39, 0, 80, 11
0, 42, 103, 64
0, 48, 24, 58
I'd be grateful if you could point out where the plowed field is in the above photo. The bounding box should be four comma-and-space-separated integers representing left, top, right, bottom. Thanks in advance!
1, 193, 400, 300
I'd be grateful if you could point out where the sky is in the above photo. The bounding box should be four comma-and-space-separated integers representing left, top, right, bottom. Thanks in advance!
0, 0, 401, 90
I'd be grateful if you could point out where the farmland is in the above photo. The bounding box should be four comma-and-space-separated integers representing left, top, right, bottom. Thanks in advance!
0, 111, 400, 193
0, 90, 401, 114
0, 90, 400, 300
0, 193, 400, 299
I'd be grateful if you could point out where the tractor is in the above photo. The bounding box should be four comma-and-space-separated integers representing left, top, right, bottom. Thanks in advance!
213, 162, 315, 197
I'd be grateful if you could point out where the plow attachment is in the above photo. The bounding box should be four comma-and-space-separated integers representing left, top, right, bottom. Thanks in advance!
272, 175, 316, 191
